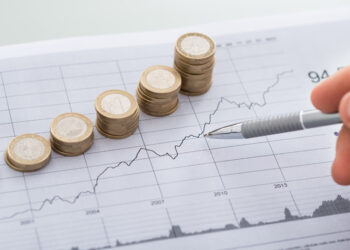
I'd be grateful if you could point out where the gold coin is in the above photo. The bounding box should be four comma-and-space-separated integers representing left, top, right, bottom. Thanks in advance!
138, 99, 179, 117
174, 63, 213, 80
136, 86, 177, 105
50, 136, 94, 157
50, 112, 94, 156
174, 32, 216, 96
175, 32, 216, 63
96, 116, 138, 133
5, 134, 51, 172
95, 89, 139, 139
180, 76, 213, 88
139, 65, 181, 95
95, 90, 138, 119
180, 80, 213, 96
137, 65, 181, 117
96, 120, 138, 139
174, 56, 215, 75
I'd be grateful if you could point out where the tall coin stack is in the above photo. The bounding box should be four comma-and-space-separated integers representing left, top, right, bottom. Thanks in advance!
95, 90, 139, 139
50, 113, 94, 156
136, 65, 181, 116
5, 134, 51, 172
174, 32, 216, 96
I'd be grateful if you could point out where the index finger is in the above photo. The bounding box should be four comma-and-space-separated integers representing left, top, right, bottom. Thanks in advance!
311, 66, 350, 113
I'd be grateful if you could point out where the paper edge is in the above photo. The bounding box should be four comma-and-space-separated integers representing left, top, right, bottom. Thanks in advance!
0, 7, 349, 59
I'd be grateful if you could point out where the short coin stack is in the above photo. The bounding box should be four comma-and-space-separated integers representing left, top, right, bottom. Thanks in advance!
136, 65, 181, 116
50, 113, 94, 156
174, 32, 216, 96
95, 90, 139, 139
5, 134, 51, 172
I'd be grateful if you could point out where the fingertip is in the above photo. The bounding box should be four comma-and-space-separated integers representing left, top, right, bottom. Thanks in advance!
331, 126, 350, 185
310, 85, 324, 110
310, 79, 337, 113
310, 66, 350, 113
339, 65, 350, 75
339, 92, 350, 129
332, 157, 350, 185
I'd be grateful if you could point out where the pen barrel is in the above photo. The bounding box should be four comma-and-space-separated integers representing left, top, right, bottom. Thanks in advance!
302, 110, 341, 128
241, 112, 303, 138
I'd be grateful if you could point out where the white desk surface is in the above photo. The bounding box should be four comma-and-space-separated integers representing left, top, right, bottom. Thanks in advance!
0, 0, 349, 46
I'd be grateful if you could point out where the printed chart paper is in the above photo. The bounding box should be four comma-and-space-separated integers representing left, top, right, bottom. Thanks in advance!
0, 9, 350, 250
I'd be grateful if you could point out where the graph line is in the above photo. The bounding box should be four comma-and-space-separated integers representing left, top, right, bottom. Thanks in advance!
1, 69, 293, 220
110, 195, 350, 248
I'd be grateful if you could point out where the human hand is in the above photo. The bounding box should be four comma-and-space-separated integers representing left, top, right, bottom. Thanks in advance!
311, 66, 350, 185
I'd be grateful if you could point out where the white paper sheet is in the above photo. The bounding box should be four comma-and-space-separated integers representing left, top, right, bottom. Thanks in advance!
0, 8, 350, 250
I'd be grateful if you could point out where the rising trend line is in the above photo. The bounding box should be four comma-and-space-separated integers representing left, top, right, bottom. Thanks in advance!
1, 69, 293, 220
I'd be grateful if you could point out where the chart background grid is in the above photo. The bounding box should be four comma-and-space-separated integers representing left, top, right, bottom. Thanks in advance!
0, 21, 349, 250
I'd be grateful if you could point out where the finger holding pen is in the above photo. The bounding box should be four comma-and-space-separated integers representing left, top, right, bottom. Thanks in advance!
311, 66, 350, 185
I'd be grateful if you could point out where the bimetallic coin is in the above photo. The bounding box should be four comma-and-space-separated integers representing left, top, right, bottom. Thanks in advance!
140, 65, 181, 95
137, 65, 181, 117
175, 32, 216, 62
174, 32, 216, 96
101, 93, 131, 115
5, 134, 51, 172
55, 116, 87, 140
95, 89, 139, 139
50, 113, 94, 156
147, 69, 176, 89
95, 90, 138, 120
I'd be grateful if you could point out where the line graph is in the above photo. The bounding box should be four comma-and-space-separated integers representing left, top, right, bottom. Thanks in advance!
58, 194, 350, 249
2, 63, 349, 248
1, 22, 350, 249
1, 69, 293, 220
111, 195, 350, 247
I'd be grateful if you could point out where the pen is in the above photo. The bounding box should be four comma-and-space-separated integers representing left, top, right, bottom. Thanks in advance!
204, 110, 342, 139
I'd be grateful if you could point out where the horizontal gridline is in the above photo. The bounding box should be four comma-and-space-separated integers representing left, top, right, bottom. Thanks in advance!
0, 38, 279, 75
0, 28, 345, 250
0, 75, 300, 110
0, 145, 333, 197
0, 128, 331, 172
0, 147, 332, 190
0, 70, 293, 107
0, 81, 298, 114
2, 63, 288, 97
0, 88, 301, 129
0, 94, 304, 126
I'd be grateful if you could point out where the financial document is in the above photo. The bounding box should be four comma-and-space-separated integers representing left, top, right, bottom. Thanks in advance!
1, 9, 350, 250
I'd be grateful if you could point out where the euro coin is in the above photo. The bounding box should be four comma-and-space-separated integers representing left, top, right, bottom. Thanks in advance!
50, 113, 94, 156
95, 89, 139, 139
174, 32, 216, 95
137, 65, 181, 116
5, 134, 51, 172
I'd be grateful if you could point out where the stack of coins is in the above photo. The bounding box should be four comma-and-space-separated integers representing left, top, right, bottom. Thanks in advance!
50, 113, 94, 156
174, 32, 216, 96
5, 134, 51, 172
95, 89, 139, 139
136, 65, 181, 116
